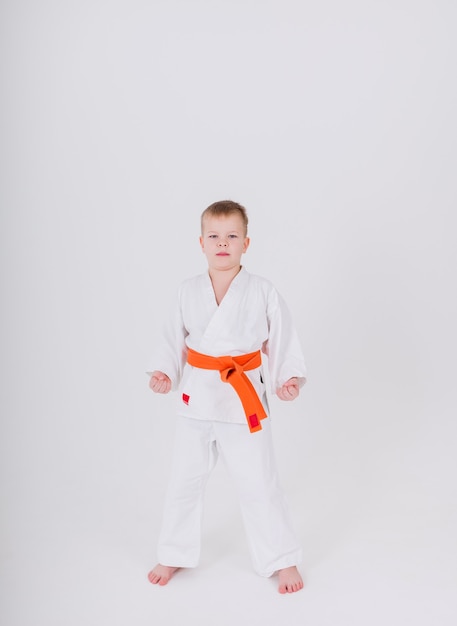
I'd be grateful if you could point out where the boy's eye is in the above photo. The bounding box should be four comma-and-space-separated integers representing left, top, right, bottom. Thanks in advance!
208, 234, 217, 239
228, 234, 238, 239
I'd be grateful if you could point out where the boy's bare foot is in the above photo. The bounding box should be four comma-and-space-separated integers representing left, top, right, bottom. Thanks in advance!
147, 564, 180, 586
277, 566, 304, 594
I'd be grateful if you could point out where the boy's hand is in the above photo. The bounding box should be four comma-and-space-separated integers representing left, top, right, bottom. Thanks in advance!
149, 371, 172, 394
276, 377, 299, 401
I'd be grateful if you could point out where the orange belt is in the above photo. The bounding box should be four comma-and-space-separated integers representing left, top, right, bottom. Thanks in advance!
186, 348, 267, 433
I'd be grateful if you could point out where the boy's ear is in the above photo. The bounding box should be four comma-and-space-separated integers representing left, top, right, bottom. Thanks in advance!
199, 235, 204, 250
243, 237, 250, 253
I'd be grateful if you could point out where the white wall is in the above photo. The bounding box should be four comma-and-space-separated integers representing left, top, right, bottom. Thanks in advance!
1, 1, 456, 624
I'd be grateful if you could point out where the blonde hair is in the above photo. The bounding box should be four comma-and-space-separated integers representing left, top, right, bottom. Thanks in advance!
201, 200, 248, 235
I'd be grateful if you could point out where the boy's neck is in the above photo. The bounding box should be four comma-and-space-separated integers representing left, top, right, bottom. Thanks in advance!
208, 264, 242, 286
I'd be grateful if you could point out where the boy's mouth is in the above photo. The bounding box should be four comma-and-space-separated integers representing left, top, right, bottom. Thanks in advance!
216, 252, 229, 256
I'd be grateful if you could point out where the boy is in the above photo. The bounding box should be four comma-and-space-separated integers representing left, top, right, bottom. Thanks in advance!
147, 200, 307, 594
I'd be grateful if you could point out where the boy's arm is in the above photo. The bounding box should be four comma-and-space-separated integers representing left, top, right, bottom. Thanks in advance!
264, 288, 307, 395
146, 286, 188, 391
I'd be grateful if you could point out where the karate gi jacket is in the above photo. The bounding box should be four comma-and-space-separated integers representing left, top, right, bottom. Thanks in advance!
148, 267, 307, 425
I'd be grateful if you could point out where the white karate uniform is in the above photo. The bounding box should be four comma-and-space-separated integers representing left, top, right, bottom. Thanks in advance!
148, 267, 307, 576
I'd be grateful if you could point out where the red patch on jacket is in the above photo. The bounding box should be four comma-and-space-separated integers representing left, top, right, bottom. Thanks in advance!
182, 393, 190, 405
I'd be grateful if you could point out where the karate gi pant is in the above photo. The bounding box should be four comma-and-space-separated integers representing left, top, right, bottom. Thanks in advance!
157, 416, 302, 577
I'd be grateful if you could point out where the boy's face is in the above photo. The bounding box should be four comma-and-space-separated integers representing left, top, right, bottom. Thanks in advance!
200, 214, 250, 272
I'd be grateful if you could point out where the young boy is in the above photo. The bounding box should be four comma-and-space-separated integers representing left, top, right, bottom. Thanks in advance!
147, 200, 307, 594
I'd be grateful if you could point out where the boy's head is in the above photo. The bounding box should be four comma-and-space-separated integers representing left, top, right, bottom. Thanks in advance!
200, 200, 250, 272
201, 200, 248, 237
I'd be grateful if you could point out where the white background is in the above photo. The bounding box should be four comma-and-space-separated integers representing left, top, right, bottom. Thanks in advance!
1, 1, 456, 625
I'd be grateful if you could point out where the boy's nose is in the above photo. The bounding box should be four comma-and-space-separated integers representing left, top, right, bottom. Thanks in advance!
218, 240, 228, 246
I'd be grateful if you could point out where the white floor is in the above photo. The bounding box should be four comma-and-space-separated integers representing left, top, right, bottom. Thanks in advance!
2, 436, 455, 626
